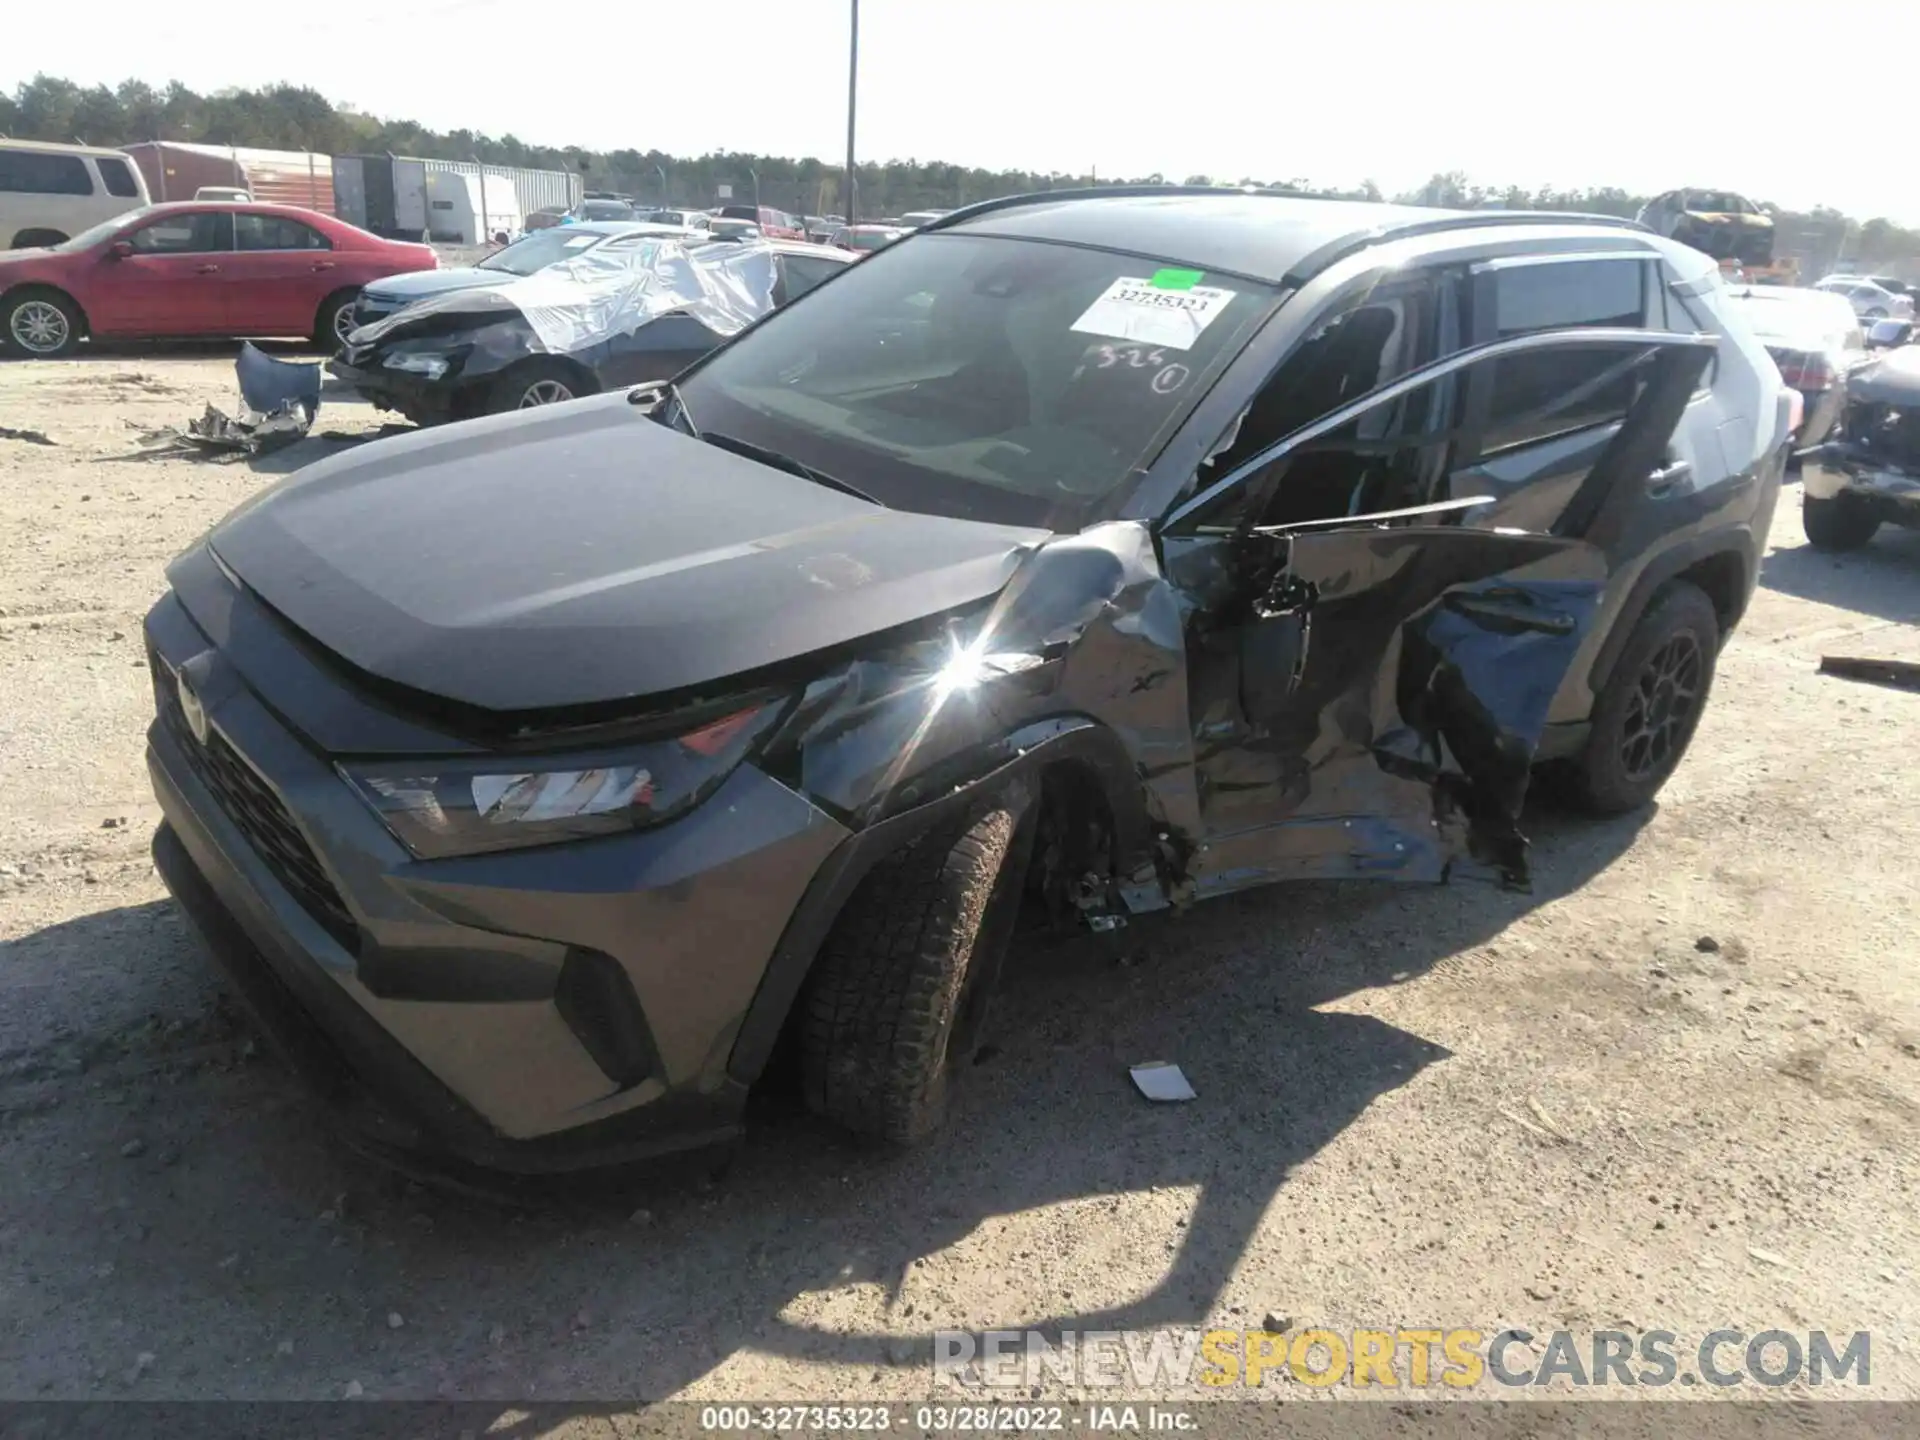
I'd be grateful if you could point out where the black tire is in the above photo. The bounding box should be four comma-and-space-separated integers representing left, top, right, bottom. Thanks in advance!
314, 290, 360, 349
1566, 581, 1720, 816
487, 358, 596, 415
1803, 492, 1880, 552
799, 801, 1035, 1146
2, 287, 83, 357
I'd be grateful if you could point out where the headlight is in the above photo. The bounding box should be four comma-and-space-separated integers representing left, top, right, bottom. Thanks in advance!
383, 351, 452, 378
340, 701, 785, 859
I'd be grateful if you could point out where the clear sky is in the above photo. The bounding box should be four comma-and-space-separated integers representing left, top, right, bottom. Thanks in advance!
6, 0, 1916, 223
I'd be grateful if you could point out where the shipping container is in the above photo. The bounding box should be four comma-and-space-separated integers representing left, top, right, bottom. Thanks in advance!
123, 141, 334, 213
332, 154, 580, 243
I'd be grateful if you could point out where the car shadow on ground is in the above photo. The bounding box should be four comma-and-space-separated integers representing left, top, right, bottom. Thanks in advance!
1761, 511, 1920, 626
1, 797, 1648, 1398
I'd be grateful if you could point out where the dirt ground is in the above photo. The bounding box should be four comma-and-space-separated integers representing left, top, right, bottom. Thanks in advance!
1, 349, 1917, 1410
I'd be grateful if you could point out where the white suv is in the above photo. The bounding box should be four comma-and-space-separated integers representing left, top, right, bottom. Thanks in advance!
1814, 276, 1916, 322
0, 141, 151, 249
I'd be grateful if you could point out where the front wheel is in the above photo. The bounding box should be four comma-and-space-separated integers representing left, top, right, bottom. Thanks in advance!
315, 291, 360, 349
798, 800, 1036, 1146
3, 289, 82, 357
488, 359, 595, 414
1566, 581, 1720, 815
1803, 492, 1879, 552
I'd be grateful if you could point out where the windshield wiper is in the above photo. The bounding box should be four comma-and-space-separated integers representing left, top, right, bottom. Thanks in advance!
700, 431, 882, 506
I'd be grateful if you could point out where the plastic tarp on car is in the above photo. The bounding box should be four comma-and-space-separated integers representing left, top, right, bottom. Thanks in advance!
348, 239, 780, 356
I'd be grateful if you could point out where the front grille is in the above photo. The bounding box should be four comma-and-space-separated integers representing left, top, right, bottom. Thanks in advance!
150, 653, 360, 954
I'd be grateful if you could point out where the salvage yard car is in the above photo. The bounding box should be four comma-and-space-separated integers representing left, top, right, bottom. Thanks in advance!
0, 139, 150, 249
1717, 285, 1866, 451
343, 220, 704, 333
330, 235, 853, 421
144, 189, 1788, 1175
1636, 188, 1775, 267
0, 201, 437, 356
1798, 338, 1920, 550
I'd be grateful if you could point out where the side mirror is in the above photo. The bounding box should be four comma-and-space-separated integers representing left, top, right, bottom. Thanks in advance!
108, 240, 134, 259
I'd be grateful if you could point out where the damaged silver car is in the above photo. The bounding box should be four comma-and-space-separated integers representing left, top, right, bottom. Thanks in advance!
144, 189, 1789, 1172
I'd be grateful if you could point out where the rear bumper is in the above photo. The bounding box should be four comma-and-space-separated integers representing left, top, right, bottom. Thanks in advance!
1801, 446, 1920, 526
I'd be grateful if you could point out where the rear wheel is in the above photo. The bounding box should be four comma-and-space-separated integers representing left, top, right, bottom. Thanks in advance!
1803, 492, 1880, 552
799, 800, 1035, 1146
488, 359, 596, 414
2, 288, 82, 357
1566, 582, 1720, 815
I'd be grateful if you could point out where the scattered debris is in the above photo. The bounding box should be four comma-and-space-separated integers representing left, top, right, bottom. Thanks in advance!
343, 1380, 364, 1399
1525, 1097, 1574, 1144
1498, 1106, 1558, 1144
628, 1208, 654, 1227
118, 1138, 147, 1159
1261, 1312, 1292, 1334
101, 816, 126, 830
1129, 1061, 1197, 1103
0, 427, 55, 446
1819, 655, 1920, 693
1747, 1246, 1791, 1267
1694, 935, 1720, 953
132, 344, 323, 459
387, 1312, 405, 1330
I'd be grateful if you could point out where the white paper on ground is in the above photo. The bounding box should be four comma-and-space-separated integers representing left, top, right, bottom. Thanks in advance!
1070, 278, 1237, 351
1129, 1061, 1198, 1103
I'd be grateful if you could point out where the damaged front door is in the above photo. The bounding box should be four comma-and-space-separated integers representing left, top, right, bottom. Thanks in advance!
1162, 326, 1715, 895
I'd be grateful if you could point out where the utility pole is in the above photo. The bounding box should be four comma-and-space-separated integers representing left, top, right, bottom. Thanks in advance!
844, 0, 859, 225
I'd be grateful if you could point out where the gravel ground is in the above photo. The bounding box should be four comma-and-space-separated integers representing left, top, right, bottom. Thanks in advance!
1, 350, 1917, 1411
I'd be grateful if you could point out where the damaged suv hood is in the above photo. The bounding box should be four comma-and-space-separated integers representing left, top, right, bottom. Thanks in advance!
203, 394, 1045, 715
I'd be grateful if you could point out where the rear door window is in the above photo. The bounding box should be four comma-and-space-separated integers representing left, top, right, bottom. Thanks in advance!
0, 148, 93, 195
234, 214, 332, 251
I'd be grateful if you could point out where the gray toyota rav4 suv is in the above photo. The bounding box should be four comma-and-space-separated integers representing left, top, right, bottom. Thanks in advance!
144, 189, 1789, 1177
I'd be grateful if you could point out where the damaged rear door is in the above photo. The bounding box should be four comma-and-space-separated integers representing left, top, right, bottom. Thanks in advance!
1160, 326, 1716, 894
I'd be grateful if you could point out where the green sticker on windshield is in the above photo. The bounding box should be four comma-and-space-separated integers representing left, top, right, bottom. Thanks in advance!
1150, 268, 1204, 291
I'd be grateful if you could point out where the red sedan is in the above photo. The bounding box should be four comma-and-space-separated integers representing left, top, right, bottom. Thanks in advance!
0, 202, 437, 357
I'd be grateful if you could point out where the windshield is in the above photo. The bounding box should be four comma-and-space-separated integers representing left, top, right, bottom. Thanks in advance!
846, 230, 895, 251
55, 206, 154, 252
478, 228, 605, 276
577, 201, 633, 221
674, 233, 1279, 529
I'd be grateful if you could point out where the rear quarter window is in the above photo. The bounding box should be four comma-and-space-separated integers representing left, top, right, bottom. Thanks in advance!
95, 156, 141, 198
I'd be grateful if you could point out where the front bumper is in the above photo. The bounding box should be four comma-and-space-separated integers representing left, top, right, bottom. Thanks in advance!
143, 588, 850, 1175
327, 357, 459, 424
1801, 445, 1920, 527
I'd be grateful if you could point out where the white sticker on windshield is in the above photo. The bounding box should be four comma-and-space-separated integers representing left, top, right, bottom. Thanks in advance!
1070, 277, 1237, 351
563, 234, 598, 248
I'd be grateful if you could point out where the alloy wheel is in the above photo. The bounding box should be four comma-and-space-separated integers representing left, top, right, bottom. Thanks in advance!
331, 303, 359, 346
518, 379, 574, 407
1620, 632, 1703, 781
10, 300, 69, 355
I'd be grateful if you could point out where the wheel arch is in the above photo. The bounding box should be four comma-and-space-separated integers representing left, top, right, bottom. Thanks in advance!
1586, 536, 1751, 699
725, 719, 1163, 1087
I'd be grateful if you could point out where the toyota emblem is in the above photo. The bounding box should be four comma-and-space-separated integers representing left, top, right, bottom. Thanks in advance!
176, 672, 210, 745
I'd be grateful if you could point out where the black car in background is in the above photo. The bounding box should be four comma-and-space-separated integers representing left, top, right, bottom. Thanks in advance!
330, 236, 854, 422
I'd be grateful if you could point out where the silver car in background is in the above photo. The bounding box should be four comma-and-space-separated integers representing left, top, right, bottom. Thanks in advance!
1718, 285, 1867, 450
1814, 275, 1916, 322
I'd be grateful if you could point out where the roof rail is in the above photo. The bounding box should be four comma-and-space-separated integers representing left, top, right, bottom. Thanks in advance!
918, 184, 1652, 285
1280, 210, 1651, 287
